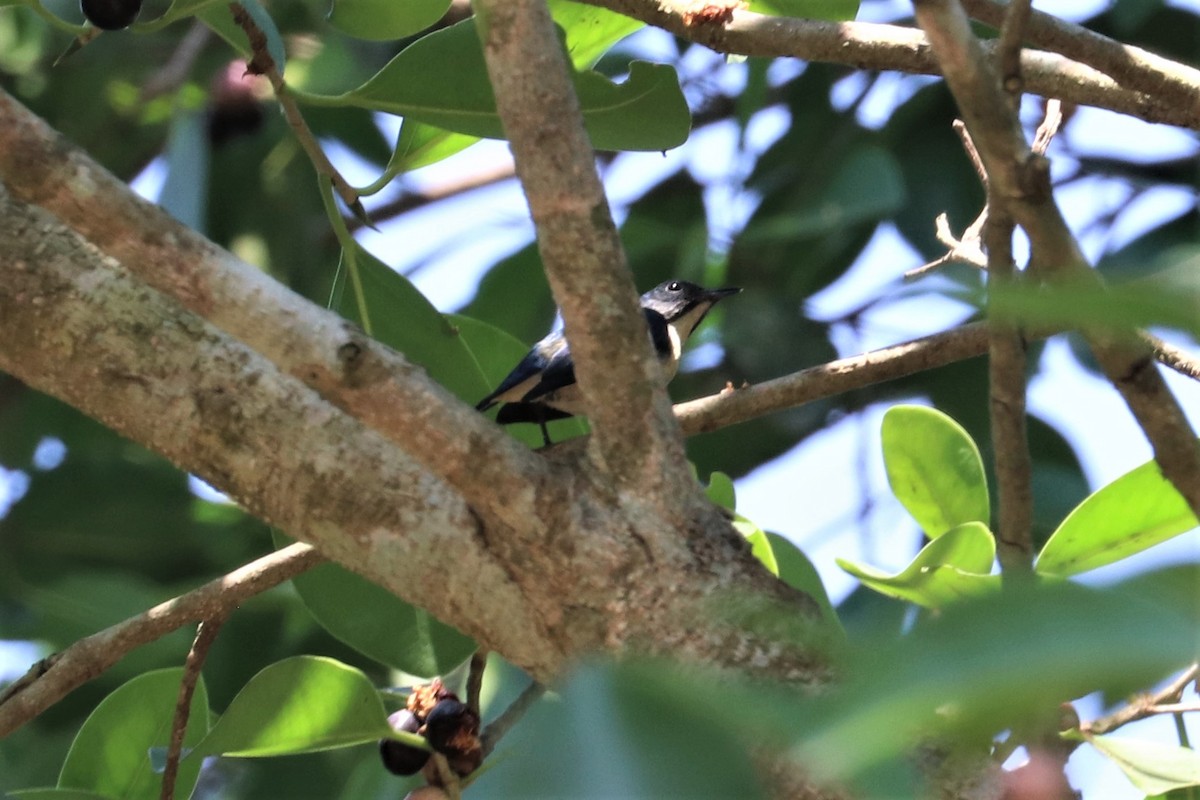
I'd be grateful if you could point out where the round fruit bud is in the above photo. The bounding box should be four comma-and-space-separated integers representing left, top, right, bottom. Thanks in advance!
80, 0, 142, 30
379, 709, 430, 776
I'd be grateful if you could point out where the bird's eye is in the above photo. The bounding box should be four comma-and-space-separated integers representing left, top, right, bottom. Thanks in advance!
668, 281, 681, 291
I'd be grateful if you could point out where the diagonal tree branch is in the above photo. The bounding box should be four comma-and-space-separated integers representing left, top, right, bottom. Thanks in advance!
577, 0, 1200, 130
0, 88, 549, 536
0, 543, 322, 739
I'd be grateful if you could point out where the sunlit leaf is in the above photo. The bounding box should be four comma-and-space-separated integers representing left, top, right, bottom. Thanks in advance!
327, 0, 448, 41
1087, 734, 1200, 795
881, 405, 990, 538
1036, 454, 1198, 577
704, 471, 736, 510
734, 518, 779, 576
58, 669, 209, 800
191, 656, 390, 757
836, 522, 998, 607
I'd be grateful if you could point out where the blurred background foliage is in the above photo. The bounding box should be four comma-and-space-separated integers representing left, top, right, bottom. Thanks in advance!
0, 0, 1197, 796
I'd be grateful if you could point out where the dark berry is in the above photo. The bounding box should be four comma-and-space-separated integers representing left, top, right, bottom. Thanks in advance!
80, 0, 142, 30
423, 699, 482, 776
379, 709, 430, 776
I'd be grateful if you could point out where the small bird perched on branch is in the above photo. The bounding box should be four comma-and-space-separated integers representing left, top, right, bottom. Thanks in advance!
476, 279, 741, 446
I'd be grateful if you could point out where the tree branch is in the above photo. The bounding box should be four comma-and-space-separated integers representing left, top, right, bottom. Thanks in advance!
576, 0, 1200, 130
471, 1, 703, 514
961, 0, 1200, 120
0, 544, 321, 738
910, 0, 1200, 520
0, 88, 550, 537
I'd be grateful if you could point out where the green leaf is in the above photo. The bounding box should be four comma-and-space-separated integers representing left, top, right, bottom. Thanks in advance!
549, 0, 643, 68
332, 245, 491, 403
191, 656, 390, 757
881, 405, 990, 538
158, 111, 209, 233
58, 668, 209, 800
1036, 455, 1198, 577
704, 471, 736, 510
1088, 735, 1200, 795
470, 664, 765, 799
734, 518, 779, 576
987, 251, 1200, 337
766, 532, 844, 636
327, 0, 449, 41
340, 18, 688, 152
747, 0, 859, 20
139, 0, 224, 27
836, 522, 998, 608
378, 0, 645, 174
196, 0, 287, 74
450, 313, 589, 447
793, 575, 1199, 786
278, 532, 476, 677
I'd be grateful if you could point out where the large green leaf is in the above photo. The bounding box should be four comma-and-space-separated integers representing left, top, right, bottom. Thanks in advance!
1087, 735, 1200, 795
277, 531, 476, 678
327, 0, 449, 41
1036, 454, 1198, 577
340, 18, 688, 152
191, 656, 390, 757
381, 0, 646, 173
792, 575, 1199, 787
881, 405, 990, 538
331, 245, 490, 403
58, 669, 209, 800
836, 522, 998, 608
734, 518, 779, 576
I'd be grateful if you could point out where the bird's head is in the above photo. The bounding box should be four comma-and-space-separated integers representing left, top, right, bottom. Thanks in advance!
640, 280, 741, 342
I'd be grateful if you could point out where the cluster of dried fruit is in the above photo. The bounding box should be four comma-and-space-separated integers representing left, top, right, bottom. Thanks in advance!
380, 678, 483, 783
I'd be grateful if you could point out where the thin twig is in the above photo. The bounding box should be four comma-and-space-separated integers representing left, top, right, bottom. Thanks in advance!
160, 616, 227, 800
481, 681, 547, 758
465, 650, 488, 718
227, 3, 366, 222
0, 543, 324, 738
430, 752, 462, 800
344, 163, 516, 235
1083, 663, 1199, 735
1148, 336, 1200, 381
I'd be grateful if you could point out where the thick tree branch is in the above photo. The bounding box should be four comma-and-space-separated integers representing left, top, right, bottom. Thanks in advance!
0, 88, 549, 536
0, 543, 323, 738
0, 189, 560, 690
472, 1, 702, 513
911, 0, 1200, 519
577, 0, 1200, 130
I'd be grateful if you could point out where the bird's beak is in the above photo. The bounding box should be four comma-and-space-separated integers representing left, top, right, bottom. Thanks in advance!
706, 286, 742, 302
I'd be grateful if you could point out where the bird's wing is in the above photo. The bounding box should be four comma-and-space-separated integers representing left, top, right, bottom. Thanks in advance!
518, 340, 577, 404
475, 331, 570, 411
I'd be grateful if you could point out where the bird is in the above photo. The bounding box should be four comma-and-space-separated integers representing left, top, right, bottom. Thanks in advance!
475, 280, 741, 446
